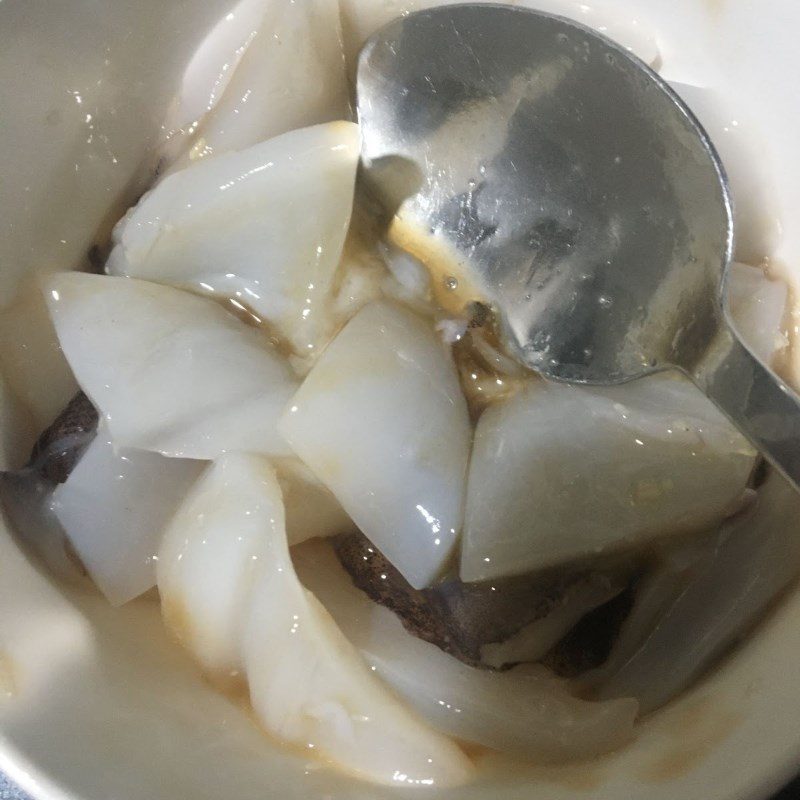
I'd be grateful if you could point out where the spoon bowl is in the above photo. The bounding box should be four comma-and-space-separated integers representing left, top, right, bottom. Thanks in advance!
357, 3, 800, 490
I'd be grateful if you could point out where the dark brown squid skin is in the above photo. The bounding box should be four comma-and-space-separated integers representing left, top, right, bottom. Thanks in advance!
334, 531, 633, 672
28, 391, 98, 484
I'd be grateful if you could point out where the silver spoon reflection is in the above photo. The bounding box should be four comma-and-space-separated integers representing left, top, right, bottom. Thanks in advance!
357, 3, 800, 492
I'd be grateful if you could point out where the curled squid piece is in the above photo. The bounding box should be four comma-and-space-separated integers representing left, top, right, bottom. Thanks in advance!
461, 374, 756, 582
295, 540, 639, 761
280, 300, 472, 589
158, 452, 474, 787
163, 0, 350, 169
46, 273, 297, 459
157, 454, 283, 685
243, 505, 474, 788
592, 470, 800, 713
108, 123, 360, 355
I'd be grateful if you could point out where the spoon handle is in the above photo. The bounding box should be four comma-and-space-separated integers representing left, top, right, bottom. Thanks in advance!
692, 322, 800, 490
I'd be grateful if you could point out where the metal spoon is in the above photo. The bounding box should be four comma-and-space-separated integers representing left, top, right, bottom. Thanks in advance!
357, 3, 800, 491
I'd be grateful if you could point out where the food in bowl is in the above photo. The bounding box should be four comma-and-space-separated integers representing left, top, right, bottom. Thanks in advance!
1, 0, 799, 790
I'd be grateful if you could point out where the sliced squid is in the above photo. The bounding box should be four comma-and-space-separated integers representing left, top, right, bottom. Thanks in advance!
581, 533, 718, 690
593, 470, 800, 712
158, 452, 474, 786
165, 0, 350, 170
46, 273, 297, 459
279, 300, 471, 589
294, 540, 639, 761
461, 373, 755, 582
162, 0, 269, 138
51, 429, 205, 606
107, 123, 360, 354
157, 453, 279, 684
243, 515, 474, 788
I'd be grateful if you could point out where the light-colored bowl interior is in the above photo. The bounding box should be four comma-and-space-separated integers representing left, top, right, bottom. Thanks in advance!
1, 1, 799, 799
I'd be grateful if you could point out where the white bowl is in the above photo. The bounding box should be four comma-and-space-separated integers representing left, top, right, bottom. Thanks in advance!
1, 1, 799, 799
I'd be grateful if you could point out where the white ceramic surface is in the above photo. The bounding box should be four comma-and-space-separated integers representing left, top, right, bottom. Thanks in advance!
0, 1, 799, 799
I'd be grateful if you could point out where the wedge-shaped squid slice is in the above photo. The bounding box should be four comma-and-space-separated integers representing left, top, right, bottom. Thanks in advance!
593, 470, 800, 712
279, 300, 471, 589
52, 428, 205, 606
164, 0, 350, 169
157, 454, 280, 686
462, 374, 755, 582
162, 0, 269, 137
159, 452, 474, 786
107, 123, 360, 354
243, 502, 474, 787
46, 273, 297, 459
294, 540, 639, 761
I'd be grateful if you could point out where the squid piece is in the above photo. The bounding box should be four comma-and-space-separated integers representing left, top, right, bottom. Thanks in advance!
52, 429, 204, 606
158, 453, 474, 786
108, 123, 360, 354
165, 0, 350, 170
157, 454, 284, 685
243, 505, 474, 788
279, 300, 471, 589
593, 471, 800, 712
462, 374, 755, 582
46, 273, 297, 459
